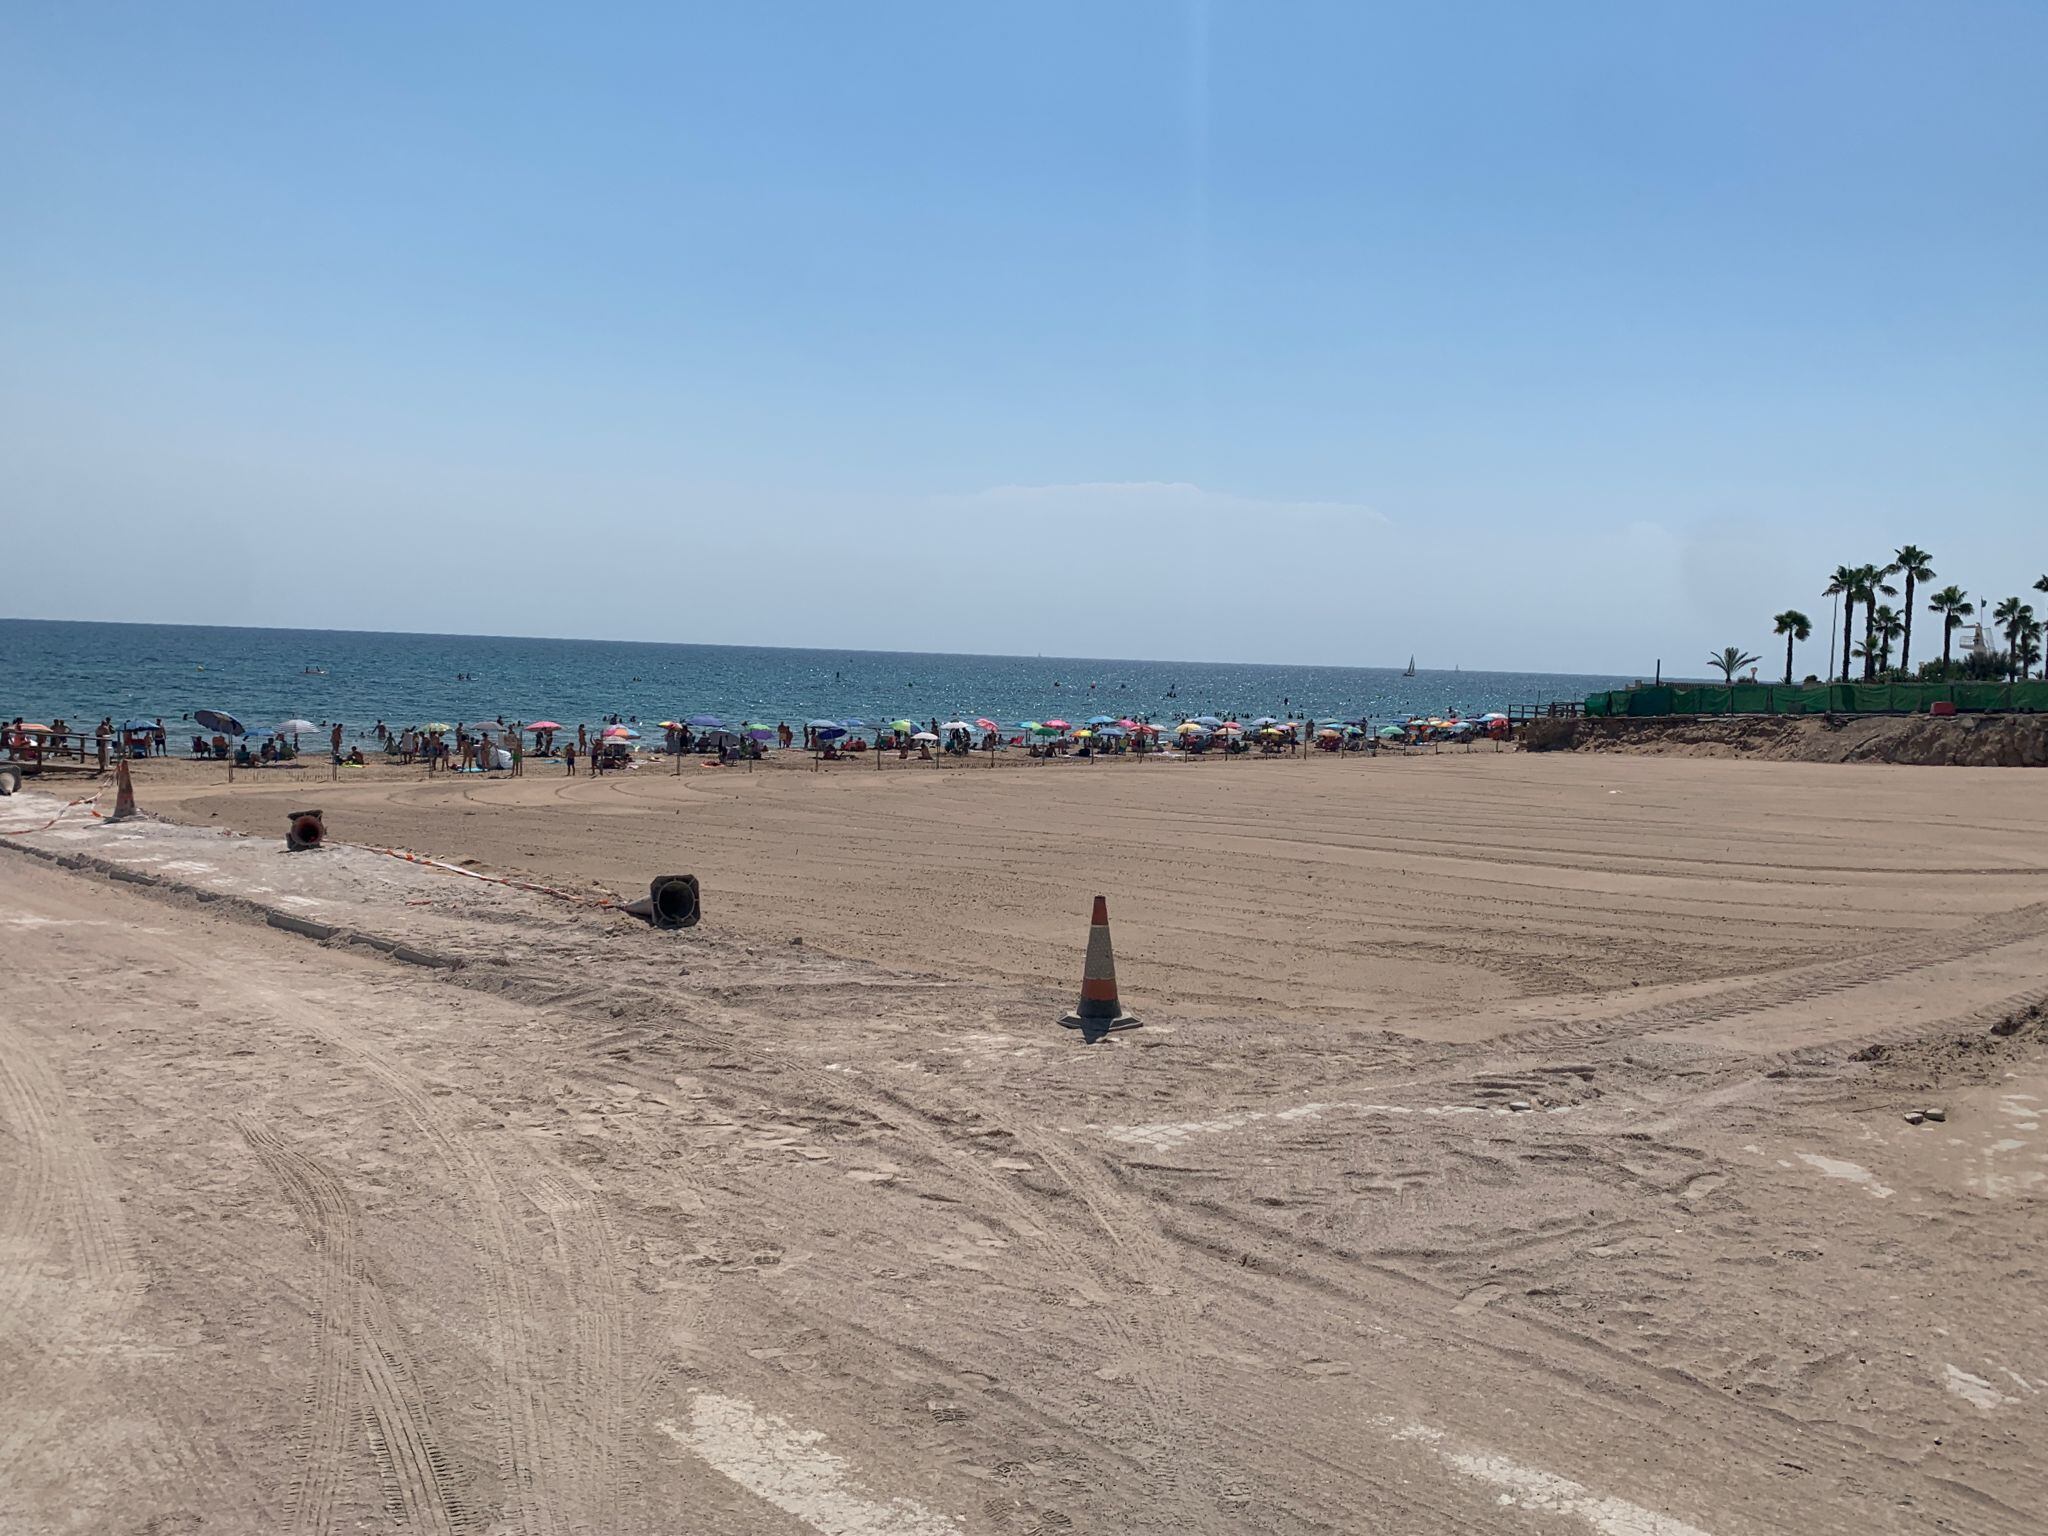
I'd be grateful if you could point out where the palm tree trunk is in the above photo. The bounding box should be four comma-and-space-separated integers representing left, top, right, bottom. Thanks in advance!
1901, 576, 1915, 672
1784, 632, 1795, 685
1942, 619, 1954, 668
1841, 599, 1856, 683
1862, 606, 1877, 681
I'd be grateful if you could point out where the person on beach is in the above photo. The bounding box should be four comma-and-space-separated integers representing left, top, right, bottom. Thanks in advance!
778, 721, 792, 750
563, 740, 576, 774
511, 735, 523, 776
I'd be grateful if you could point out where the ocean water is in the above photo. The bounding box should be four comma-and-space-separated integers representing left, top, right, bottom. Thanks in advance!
1, 619, 1629, 736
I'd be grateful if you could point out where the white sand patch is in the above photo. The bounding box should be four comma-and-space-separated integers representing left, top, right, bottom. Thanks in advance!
0, 914, 111, 927
656, 1393, 959, 1535
1794, 1152, 1893, 1199
1390, 1421, 1712, 1536
1943, 1365, 2015, 1412
158, 860, 217, 874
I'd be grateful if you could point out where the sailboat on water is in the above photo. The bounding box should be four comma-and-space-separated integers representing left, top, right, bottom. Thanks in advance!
1403, 655, 1415, 677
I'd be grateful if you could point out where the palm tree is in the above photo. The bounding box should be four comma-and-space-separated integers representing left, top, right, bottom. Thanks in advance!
1824, 565, 1860, 682
1708, 646, 1760, 688
2022, 621, 2045, 682
1871, 604, 1904, 672
1858, 563, 1898, 680
1892, 545, 1934, 672
1928, 585, 1974, 669
1993, 597, 2032, 681
1772, 610, 1812, 685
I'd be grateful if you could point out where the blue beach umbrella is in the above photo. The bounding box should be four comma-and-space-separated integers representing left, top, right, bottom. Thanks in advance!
1086, 714, 1116, 726
194, 709, 244, 736
1194, 714, 1223, 728
841, 718, 867, 730
687, 714, 724, 728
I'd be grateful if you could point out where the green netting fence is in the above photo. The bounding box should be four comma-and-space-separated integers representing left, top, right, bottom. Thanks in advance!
1583, 682, 2048, 718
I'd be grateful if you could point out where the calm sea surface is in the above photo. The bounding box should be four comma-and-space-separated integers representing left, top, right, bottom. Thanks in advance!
1, 619, 1629, 735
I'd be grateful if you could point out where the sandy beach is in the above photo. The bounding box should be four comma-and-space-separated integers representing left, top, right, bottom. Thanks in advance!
4, 750, 2045, 1534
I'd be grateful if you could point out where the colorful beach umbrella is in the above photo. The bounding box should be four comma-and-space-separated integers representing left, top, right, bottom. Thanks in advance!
890, 719, 916, 732
975, 718, 998, 731
1043, 719, 1070, 731
527, 720, 563, 732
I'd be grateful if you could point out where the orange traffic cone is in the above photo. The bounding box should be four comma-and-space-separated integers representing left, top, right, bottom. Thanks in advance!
1060, 895, 1141, 1034
107, 757, 138, 821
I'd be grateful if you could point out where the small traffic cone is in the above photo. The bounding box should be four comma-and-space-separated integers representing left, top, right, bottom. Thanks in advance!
107, 757, 138, 821
1060, 895, 1141, 1035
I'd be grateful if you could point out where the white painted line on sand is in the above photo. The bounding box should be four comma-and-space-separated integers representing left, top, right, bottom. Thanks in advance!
656, 1393, 960, 1536
1390, 1421, 1712, 1536
1943, 1364, 2015, 1412
1103, 1098, 1574, 1150
1794, 1151, 1893, 1199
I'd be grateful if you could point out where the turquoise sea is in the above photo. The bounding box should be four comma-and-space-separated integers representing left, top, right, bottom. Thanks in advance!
1, 619, 1630, 736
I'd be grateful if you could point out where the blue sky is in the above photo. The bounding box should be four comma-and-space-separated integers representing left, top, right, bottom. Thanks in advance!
4, 2, 2042, 673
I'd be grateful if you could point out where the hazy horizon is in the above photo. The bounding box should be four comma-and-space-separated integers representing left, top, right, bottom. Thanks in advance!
0, 613, 1639, 682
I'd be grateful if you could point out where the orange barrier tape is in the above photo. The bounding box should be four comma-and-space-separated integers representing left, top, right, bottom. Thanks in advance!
0, 786, 107, 836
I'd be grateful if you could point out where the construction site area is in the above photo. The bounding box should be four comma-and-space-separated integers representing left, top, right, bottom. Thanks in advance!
2, 751, 2045, 1536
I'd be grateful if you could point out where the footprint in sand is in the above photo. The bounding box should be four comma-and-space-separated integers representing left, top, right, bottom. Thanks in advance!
1454, 1282, 1506, 1316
